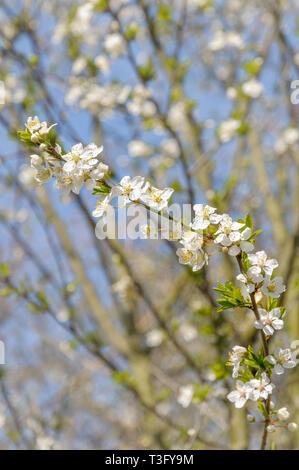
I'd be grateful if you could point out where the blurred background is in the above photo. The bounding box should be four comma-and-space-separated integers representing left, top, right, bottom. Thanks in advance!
0, 0, 298, 450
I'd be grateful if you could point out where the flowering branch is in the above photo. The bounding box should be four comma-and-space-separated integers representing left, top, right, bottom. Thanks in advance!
18, 116, 298, 449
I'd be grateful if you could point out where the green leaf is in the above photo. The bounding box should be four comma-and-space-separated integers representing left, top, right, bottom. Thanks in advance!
137, 58, 155, 82
244, 213, 253, 231
125, 22, 139, 41
214, 281, 247, 312
0, 263, 11, 277
112, 371, 135, 387
157, 4, 172, 22
92, 183, 111, 195
193, 384, 211, 403
258, 401, 268, 418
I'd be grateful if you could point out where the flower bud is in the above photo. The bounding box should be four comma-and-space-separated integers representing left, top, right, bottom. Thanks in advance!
288, 422, 298, 433
277, 407, 289, 422
39, 143, 47, 151
247, 414, 255, 423
266, 425, 276, 433
30, 154, 43, 168
269, 401, 275, 411
31, 133, 40, 143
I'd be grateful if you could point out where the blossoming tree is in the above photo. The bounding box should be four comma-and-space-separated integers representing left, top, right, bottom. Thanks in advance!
0, 0, 298, 450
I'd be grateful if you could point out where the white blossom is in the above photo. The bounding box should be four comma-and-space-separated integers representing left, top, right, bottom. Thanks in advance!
117, 176, 147, 204
247, 251, 278, 276
142, 186, 174, 211
128, 140, 152, 158
214, 215, 245, 248
25, 116, 57, 142
176, 247, 208, 272
288, 423, 298, 432
227, 380, 251, 408
253, 308, 284, 336
261, 276, 286, 298
277, 407, 290, 422
266, 348, 296, 375
177, 385, 194, 408
218, 119, 240, 143
249, 372, 275, 401
242, 79, 264, 98
191, 204, 222, 230
227, 345, 247, 378
236, 266, 264, 293
104, 33, 125, 57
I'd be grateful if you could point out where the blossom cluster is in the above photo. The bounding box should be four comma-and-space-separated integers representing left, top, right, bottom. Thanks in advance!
24, 117, 108, 195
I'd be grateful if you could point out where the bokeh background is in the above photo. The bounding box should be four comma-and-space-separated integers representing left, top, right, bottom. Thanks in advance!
0, 0, 298, 450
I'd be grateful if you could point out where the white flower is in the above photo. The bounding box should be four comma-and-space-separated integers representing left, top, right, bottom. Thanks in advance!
92, 194, 113, 218
128, 140, 152, 158
191, 204, 222, 230
177, 385, 194, 408
214, 215, 244, 247
253, 308, 284, 336
180, 231, 203, 251
218, 119, 240, 143
30, 154, 43, 169
242, 79, 264, 98
117, 176, 147, 204
249, 372, 275, 401
227, 380, 251, 408
288, 423, 298, 432
247, 251, 278, 276
140, 223, 158, 239
267, 425, 276, 433
283, 128, 299, 145
277, 407, 290, 422
35, 167, 52, 184
236, 266, 264, 293
55, 172, 84, 195
104, 33, 125, 57
176, 247, 208, 272
25, 116, 56, 141
160, 139, 180, 159
63, 143, 103, 174
261, 276, 286, 298
227, 227, 254, 256
227, 346, 247, 378
94, 55, 110, 73
142, 186, 174, 211
266, 348, 296, 375
85, 162, 109, 190
145, 329, 164, 348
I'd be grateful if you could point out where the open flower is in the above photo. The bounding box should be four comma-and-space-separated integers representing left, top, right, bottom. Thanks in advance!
142, 186, 174, 211
63, 143, 103, 174
249, 372, 275, 401
261, 276, 286, 298
227, 345, 247, 378
191, 204, 222, 230
236, 266, 264, 293
177, 385, 194, 408
266, 348, 296, 375
92, 193, 113, 218
227, 380, 251, 408
25, 116, 57, 141
253, 308, 284, 336
248, 251, 279, 276
117, 176, 147, 205
227, 227, 254, 256
214, 215, 245, 247
176, 247, 208, 272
